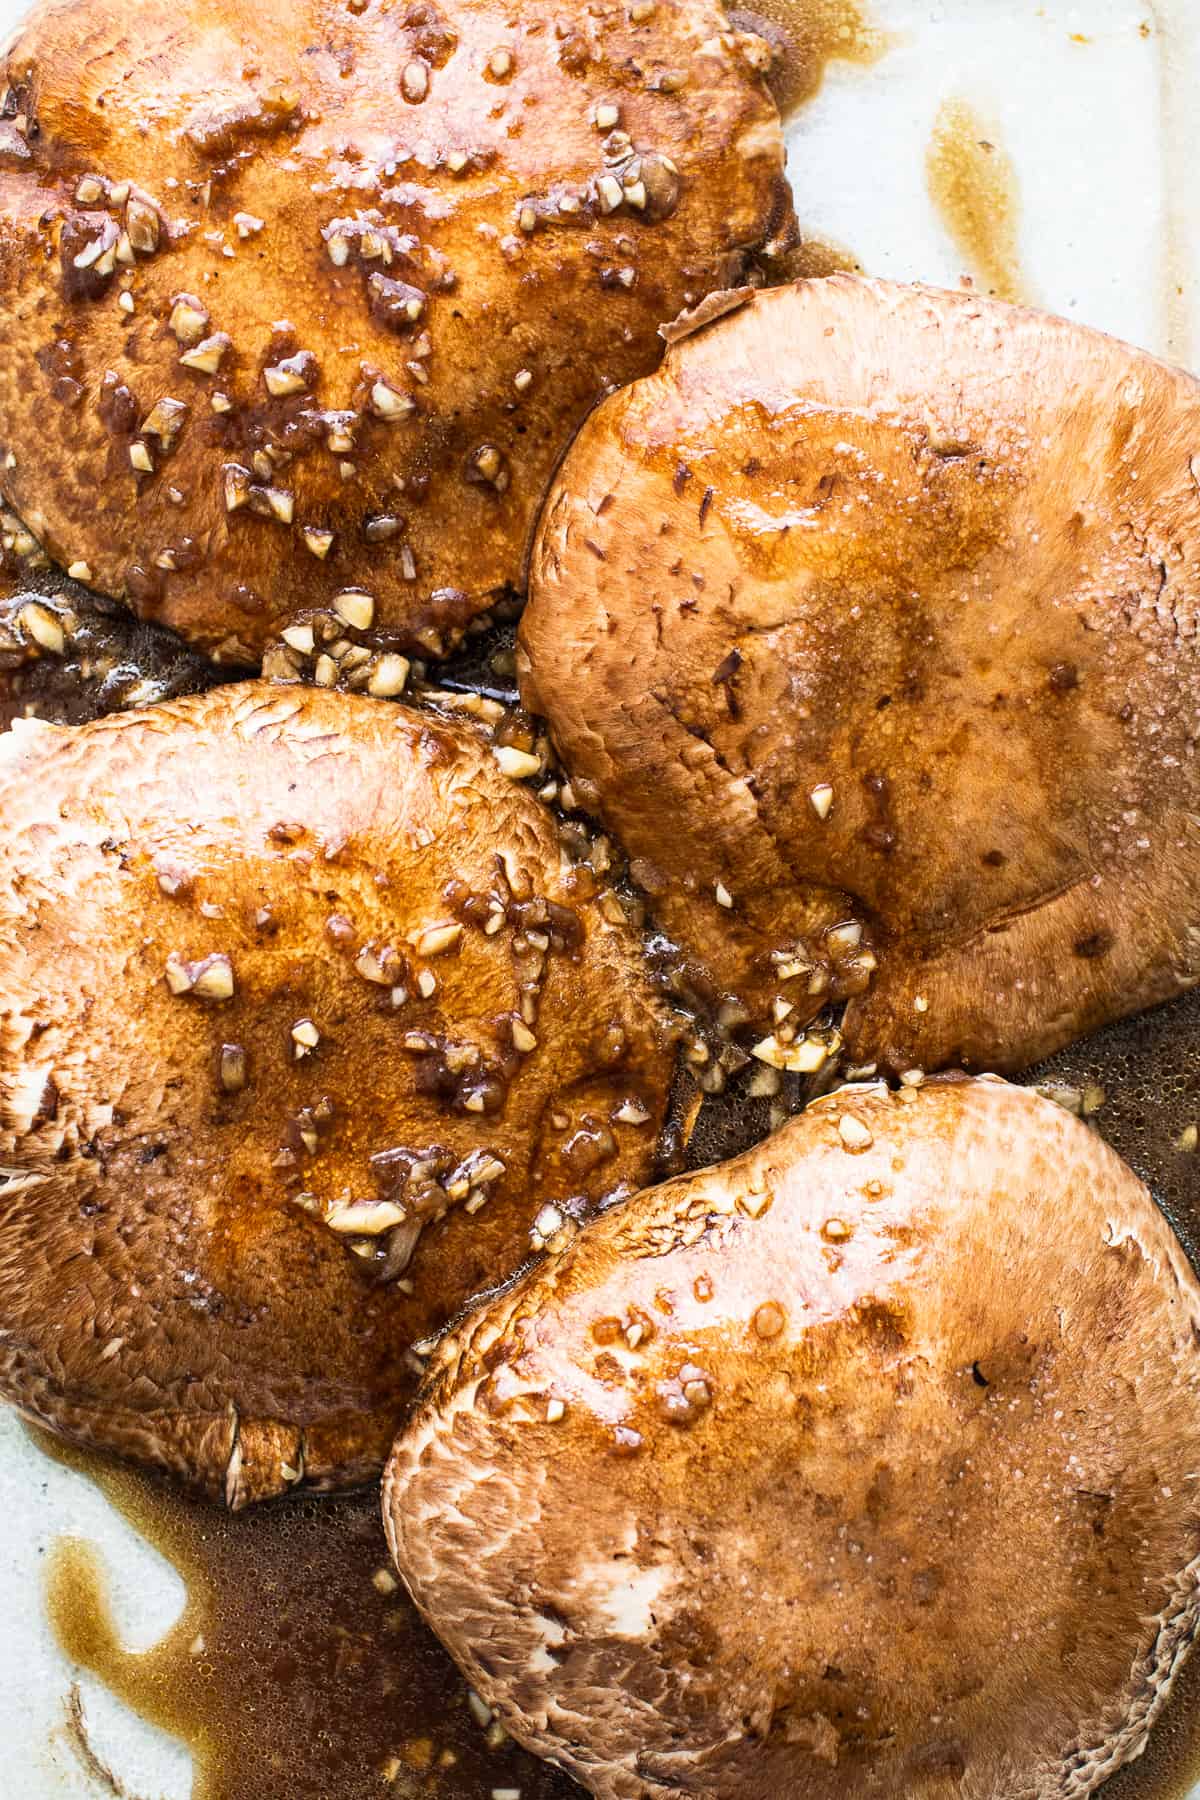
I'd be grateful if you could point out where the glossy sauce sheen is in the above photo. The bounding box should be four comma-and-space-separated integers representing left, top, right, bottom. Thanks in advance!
0, 515, 219, 729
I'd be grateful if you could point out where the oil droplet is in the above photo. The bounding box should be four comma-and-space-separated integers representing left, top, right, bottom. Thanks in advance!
925, 97, 1027, 304
728, 0, 889, 123
753, 1299, 786, 1339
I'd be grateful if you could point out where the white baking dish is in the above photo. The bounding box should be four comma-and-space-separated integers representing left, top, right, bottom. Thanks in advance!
0, 0, 1196, 1792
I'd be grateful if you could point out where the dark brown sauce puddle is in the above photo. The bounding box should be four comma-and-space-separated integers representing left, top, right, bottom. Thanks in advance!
37, 1427, 571, 1799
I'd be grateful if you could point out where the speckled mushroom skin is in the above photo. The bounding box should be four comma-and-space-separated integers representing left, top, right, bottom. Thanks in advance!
519, 277, 1200, 1074
0, 685, 679, 1503
386, 1079, 1200, 1799
0, 0, 792, 662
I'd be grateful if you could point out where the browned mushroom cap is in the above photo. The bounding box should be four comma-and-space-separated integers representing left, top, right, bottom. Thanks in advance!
0, 0, 792, 664
0, 506, 219, 727
0, 684, 679, 1504
519, 277, 1200, 1075
385, 1078, 1200, 1799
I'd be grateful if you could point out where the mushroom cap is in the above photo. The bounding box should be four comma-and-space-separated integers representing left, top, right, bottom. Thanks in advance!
385, 1078, 1200, 1799
0, 0, 792, 662
0, 684, 678, 1503
519, 277, 1200, 1074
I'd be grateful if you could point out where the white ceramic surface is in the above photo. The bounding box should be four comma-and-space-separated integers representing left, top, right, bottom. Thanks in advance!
1, 1, 1197, 1793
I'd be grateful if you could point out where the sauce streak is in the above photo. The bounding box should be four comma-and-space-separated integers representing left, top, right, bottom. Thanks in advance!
38, 1429, 571, 1800
925, 97, 1027, 304
729, 0, 887, 122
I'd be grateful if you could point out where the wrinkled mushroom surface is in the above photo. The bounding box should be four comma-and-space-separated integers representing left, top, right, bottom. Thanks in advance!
520, 277, 1200, 1074
0, 684, 679, 1503
386, 1078, 1200, 1800
0, 0, 792, 662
